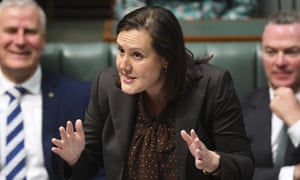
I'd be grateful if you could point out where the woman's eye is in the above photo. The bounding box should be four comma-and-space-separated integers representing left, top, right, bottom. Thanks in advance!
133, 52, 143, 60
118, 47, 125, 54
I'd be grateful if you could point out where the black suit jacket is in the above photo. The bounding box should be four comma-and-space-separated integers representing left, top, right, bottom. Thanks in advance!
242, 87, 300, 180
70, 64, 254, 180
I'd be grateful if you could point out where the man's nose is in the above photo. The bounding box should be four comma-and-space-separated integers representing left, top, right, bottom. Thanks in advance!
275, 52, 287, 66
15, 30, 25, 45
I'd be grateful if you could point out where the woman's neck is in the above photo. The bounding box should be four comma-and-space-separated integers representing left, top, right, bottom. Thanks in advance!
144, 92, 167, 118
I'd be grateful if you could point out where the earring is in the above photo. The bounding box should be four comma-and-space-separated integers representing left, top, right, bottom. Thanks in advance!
163, 60, 168, 73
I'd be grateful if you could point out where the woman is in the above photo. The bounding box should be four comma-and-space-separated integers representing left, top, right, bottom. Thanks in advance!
52, 6, 254, 180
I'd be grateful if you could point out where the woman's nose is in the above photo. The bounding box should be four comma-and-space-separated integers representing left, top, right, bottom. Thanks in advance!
118, 54, 131, 72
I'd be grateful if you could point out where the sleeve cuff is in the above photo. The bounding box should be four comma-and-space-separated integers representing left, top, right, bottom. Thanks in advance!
288, 120, 300, 147
279, 166, 294, 180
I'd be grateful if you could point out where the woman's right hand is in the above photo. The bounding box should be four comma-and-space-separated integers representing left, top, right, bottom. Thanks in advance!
51, 119, 85, 166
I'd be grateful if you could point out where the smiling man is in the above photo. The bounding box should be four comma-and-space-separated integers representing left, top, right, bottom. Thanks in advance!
0, 0, 91, 179
242, 11, 300, 180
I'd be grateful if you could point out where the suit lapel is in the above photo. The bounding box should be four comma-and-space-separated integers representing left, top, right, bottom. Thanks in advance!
175, 75, 208, 179
250, 89, 273, 165
41, 70, 60, 178
285, 138, 297, 164
110, 90, 137, 164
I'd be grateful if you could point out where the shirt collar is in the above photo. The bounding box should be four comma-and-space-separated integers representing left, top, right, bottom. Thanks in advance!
0, 65, 42, 95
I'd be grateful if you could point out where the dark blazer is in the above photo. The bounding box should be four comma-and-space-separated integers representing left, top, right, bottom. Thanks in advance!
40, 69, 91, 180
70, 64, 254, 180
241, 87, 300, 180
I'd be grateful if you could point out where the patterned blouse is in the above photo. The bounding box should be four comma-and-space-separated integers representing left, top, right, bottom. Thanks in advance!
124, 94, 178, 180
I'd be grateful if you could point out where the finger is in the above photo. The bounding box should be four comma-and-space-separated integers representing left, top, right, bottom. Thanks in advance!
181, 130, 193, 145
194, 137, 207, 151
190, 129, 201, 147
190, 130, 207, 150
195, 148, 208, 171
51, 146, 63, 156
195, 155, 204, 169
75, 119, 84, 137
66, 121, 74, 136
59, 126, 67, 140
52, 138, 63, 148
190, 129, 198, 140
194, 147, 202, 159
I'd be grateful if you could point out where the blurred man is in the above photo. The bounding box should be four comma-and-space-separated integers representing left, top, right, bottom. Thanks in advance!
242, 11, 300, 180
0, 0, 91, 179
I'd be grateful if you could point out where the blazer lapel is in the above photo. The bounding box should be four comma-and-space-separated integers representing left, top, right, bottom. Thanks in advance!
110, 90, 137, 166
175, 75, 208, 179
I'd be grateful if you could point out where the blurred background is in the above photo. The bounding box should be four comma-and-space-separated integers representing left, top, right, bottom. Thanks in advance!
29, 0, 300, 42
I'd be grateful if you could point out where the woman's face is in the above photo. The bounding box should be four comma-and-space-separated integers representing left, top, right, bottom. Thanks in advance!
116, 29, 167, 97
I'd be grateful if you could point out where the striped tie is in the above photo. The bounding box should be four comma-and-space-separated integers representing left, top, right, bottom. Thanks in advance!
4, 87, 26, 180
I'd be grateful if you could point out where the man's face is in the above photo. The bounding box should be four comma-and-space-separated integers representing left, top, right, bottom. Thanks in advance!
262, 22, 300, 91
0, 5, 45, 83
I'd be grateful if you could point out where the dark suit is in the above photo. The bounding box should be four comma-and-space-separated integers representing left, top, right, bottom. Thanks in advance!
70, 64, 254, 180
242, 87, 300, 180
40, 69, 91, 180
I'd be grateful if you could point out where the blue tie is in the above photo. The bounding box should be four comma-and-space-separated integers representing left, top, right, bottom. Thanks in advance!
5, 87, 26, 180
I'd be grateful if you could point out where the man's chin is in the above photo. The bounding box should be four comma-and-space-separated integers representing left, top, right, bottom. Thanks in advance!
10, 65, 32, 71
271, 81, 293, 89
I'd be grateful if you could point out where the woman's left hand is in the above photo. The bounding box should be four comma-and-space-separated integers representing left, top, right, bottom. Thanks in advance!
180, 129, 220, 174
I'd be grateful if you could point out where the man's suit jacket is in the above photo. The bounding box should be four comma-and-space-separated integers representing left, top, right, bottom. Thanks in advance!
41, 69, 91, 180
70, 64, 254, 180
242, 87, 300, 180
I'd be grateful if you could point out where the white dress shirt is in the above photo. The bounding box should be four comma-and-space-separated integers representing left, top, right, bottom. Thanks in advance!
0, 66, 49, 180
270, 88, 300, 180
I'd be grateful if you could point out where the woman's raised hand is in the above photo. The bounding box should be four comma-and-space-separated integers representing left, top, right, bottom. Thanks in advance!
51, 119, 85, 166
181, 129, 220, 174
